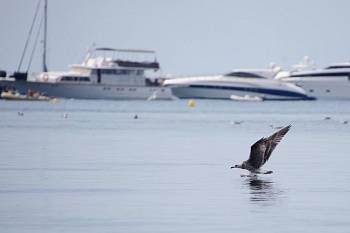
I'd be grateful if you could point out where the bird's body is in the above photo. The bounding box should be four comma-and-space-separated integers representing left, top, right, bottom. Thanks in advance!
231, 125, 291, 174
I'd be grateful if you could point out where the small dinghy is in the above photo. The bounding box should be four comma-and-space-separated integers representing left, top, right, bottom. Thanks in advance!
1, 91, 50, 101
230, 94, 263, 102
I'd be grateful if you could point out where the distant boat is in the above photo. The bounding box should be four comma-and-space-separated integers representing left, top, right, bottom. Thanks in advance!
230, 94, 263, 102
1, 90, 50, 101
276, 57, 350, 100
163, 69, 313, 100
0, 0, 173, 100
0, 47, 173, 100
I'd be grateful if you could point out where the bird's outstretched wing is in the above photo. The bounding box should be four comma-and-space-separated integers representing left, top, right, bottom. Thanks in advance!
248, 125, 291, 169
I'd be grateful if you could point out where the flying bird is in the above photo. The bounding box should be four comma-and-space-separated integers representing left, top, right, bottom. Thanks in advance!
231, 125, 291, 175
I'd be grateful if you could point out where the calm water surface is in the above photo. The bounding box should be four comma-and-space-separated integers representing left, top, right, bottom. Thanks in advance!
0, 99, 349, 233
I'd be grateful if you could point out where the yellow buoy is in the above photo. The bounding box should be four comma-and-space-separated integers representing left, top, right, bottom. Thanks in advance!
187, 99, 196, 108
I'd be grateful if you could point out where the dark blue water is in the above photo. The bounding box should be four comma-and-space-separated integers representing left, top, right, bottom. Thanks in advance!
0, 99, 349, 233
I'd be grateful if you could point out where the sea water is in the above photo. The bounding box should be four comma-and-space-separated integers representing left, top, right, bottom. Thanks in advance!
0, 99, 349, 233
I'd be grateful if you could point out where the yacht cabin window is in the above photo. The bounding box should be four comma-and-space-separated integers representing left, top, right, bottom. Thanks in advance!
61, 76, 90, 82
225, 72, 265, 78
99, 69, 143, 75
325, 65, 350, 69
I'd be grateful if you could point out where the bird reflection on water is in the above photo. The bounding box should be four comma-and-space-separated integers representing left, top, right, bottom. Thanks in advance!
242, 176, 283, 205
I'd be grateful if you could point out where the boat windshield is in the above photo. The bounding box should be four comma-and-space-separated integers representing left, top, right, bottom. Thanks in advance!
224, 72, 265, 78
325, 65, 350, 69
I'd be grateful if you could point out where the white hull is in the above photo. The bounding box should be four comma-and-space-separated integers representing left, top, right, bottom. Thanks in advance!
170, 85, 310, 100
0, 80, 173, 100
277, 60, 350, 100
282, 77, 350, 100
164, 74, 312, 100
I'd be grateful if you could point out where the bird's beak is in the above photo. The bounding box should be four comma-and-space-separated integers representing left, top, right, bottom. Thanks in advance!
231, 165, 237, 169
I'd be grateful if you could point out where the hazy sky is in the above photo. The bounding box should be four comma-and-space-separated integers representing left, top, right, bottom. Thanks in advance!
1, 0, 350, 75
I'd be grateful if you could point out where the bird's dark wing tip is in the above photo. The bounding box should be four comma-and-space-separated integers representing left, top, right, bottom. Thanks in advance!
277, 124, 292, 135
284, 124, 292, 134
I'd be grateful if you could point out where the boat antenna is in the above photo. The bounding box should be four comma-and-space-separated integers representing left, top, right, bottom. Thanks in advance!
83, 42, 96, 63
42, 0, 48, 72
17, 0, 41, 72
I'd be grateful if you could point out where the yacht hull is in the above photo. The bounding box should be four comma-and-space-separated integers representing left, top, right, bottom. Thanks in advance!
170, 85, 313, 100
0, 80, 173, 100
283, 77, 350, 100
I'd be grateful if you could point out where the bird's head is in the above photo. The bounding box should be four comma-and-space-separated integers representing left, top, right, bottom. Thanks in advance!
231, 162, 246, 169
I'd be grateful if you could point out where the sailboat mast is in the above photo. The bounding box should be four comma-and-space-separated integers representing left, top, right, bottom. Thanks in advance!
43, 0, 48, 72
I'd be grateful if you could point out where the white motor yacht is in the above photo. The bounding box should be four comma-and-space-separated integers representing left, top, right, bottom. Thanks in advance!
163, 69, 312, 100
0, 0, 172, 100
276, 57, 350, 100
0, 48, 173, 100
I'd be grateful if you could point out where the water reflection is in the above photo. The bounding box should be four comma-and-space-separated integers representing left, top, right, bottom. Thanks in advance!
242, 176, 283, 205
